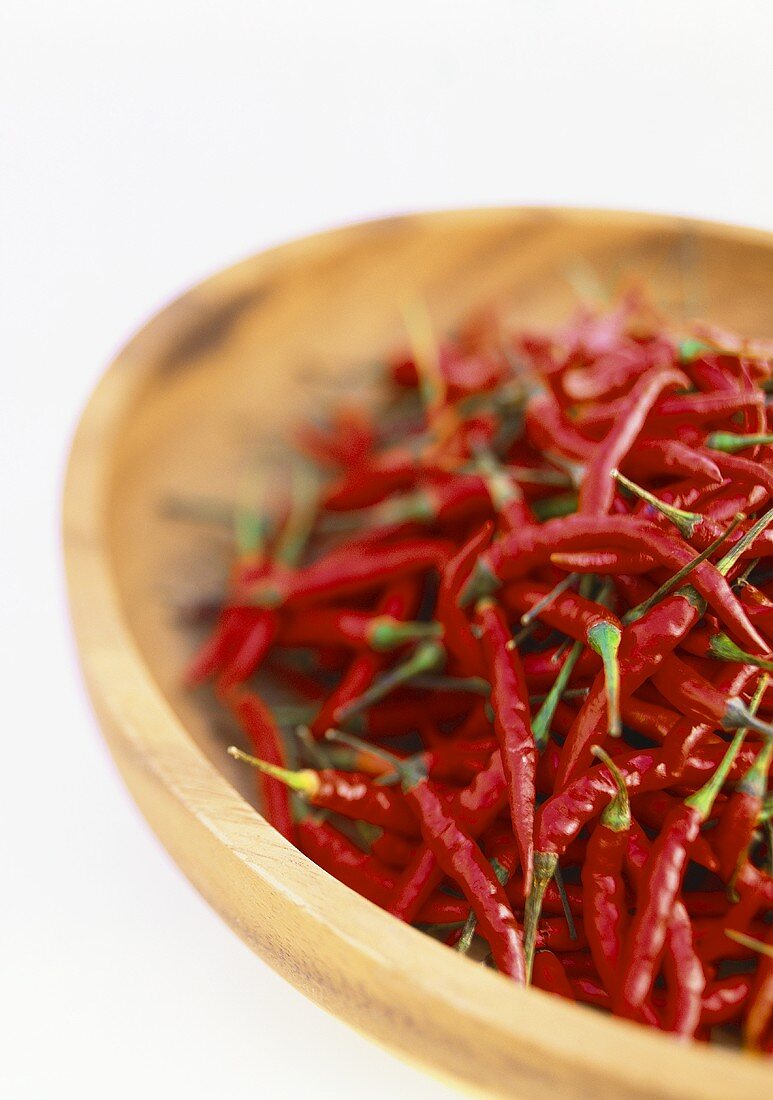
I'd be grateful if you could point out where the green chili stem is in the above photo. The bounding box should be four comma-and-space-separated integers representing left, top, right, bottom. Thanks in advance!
368, 617, 443, 652
708, 632, 773, 672
591, 745, 631, 831
531, 492, 579, 521
524, 851, 558, 983
274, 463, 320, 567
678, 338, 712, 362
459, 559, 501, 607
707, 432, 773, 454
623, 513, 745, 623
227, 746, 318, 795
612, 469, 700, 539
553, 863, 577, 941
336, 640, 446, 722
687, 675, 769, 819
457, 857, 510, 955
587, 621, 622, 737
716, 505, 773, 576
520, 573, 579, 627
725, 929, 773, 958
531, 641, 583, 753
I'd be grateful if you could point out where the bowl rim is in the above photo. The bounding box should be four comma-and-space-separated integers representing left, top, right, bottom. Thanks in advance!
64, 206, 773, 1099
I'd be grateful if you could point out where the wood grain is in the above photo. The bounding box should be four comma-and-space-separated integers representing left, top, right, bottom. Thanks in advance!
64, 208, 773, 1098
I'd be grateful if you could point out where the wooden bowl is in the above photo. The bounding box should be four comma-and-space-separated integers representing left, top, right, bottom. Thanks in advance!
64, 208, 773, 1099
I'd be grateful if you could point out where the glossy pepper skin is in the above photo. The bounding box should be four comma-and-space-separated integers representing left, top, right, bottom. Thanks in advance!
614, 721, 757, 1022
397, 760, 526, 981
390, 750, 508, 923
555, 592, 701, 787
476, 600, 537, 894
581, 750, 631, 996
194, 294, 773, 1046
460, 515, 767, 655
578, 365, 689, 516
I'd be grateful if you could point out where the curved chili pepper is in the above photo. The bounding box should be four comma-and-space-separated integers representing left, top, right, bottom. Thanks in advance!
243, 538, 449, 607
459, 514, 766, 654
549, 549, 658, 575
578, 365, 688, 516
278, 608, 441, 652
436, 521, 493, 678
504, 580, 622, 736
228, 749, 421, 837
651, 654, 773, 737
621, 437, 723, 485
295, 816, 464, 925
226, 689, 296, 843
218, 610, 277, 689
532, 951, 575, 999
385, 748, 526, 980
475, 599, 537, 893
580, 746, 631, 994
388, 749, 508, 923
710, 736, 773, 886
613, 703, 764, 1021
185, 606, 257, 686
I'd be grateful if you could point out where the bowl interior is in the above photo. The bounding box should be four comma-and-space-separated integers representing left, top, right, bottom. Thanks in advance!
84, 209, 773, 1098
107, 207, 773, 806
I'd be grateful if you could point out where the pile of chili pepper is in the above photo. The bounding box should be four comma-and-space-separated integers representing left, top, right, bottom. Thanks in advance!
181, 291, 773, 1049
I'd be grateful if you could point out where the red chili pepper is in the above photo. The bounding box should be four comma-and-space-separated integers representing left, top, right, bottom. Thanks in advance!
531, 951, 575, 999
381, 746, 526, 980
580, 746, 631, 995
460, 514, 766, 654
710, 736, 773, 885
242, 538, 449, 608
218, 610, 277, 689
295, 816, 463, 925
549, 549, 658, 575
185, 606, 256, 685
613, 714, 760, 1022
278, 608, 441, 652
651, 654, 773, 735
476, 599, 538, 893
228, 749, 421, 838
436, 521, 493, 678
578, 365, 688, 516
226, 689, 296, 843
368, 828, 415, 869
504, 580, 623, 736
621, 438, 723, 486
389, 749, 508, 923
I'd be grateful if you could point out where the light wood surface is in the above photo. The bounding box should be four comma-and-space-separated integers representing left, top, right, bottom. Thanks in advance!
64, 208, 773, 1098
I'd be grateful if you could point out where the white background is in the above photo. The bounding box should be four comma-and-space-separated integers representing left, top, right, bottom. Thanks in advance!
3, 3, 773, 1097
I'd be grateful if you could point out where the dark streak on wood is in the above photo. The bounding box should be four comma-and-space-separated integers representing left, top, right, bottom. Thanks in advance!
158, 283, 272, 373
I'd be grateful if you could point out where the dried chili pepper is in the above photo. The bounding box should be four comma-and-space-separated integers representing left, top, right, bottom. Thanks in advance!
614, 680, 766, 1021
181, 294, 773, 1047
